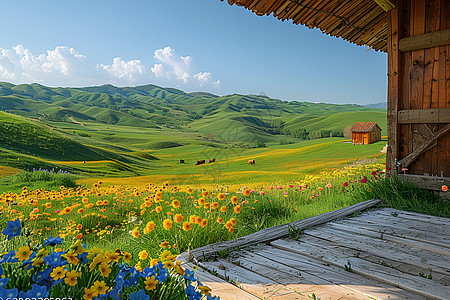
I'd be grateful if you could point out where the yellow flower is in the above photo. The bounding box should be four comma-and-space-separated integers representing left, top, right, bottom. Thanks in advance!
106, 251, 119, 262
83, 287, 96, 300
211, 202, 219, 210
122, 251, 132, 263
64, 270, 81, 286
189, 215, 196, 223
183, 222, 192, 231
50, 266, 67, 280
234, 205, 241, 213
15, 246, 32, 261
150, 258, 159, 267
144, 221, 156, 234
164, 260, 174, 269
220, 206, 227, 212
132, 227, 140, 238
160, 250, 172, 262
65, 253, 79, 265
163, 219, 173, 230
89, 254, 108, 271
198, 198, 206, 205
99, 261, 112, 277
217, 193, 226, 200
201, 219, 208, 227
230, 218, 237, 225
155, 206, 163, 213
174, 260, 185, 276
198, 285, 212, 295
144, 275, 159, 291
139, 250, 149, 260
68, 240, 85, 255
231, 196, 238, 204
160, 241, 170, 248
87, 247, 103, 259
91, 280, 108, 297
243, 189, 251, 196
172, 200, 180, 208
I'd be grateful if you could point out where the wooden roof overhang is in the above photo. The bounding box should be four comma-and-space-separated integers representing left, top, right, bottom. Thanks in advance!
222, 0, 394, 52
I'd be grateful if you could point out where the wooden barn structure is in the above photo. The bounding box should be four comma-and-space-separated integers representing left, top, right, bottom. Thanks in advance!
351, 122, 382, 145
220, 0, 450, 191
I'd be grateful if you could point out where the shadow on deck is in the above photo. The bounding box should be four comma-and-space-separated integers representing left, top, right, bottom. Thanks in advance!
179, 200, 450, 300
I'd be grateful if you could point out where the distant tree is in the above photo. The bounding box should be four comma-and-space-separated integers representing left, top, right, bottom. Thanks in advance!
343, 126, 352, 139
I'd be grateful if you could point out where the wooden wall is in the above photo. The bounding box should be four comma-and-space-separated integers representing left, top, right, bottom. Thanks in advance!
387, 0, 450, 184
352, 131, 382, 145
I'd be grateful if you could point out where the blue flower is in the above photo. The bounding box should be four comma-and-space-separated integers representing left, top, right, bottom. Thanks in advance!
21, 251, 37, 270
51, 278, 63, 287
0, 287, 18, 299
156, 267, 169, 283
43, 252, 63, 266
142, 266, 156, 278
184, 269, 196, 282
108, 278, 124, 300
78, 251, 88, 264
0, 277, 8, 287
129, 290, 150, 300
18, 284, 49, 298
44, 236, 63, 246
0, 250, 18, 263
207, 295, 220, 300
185, 285, 202, 300
2, 219, 21, 240
33, 268, 52, 284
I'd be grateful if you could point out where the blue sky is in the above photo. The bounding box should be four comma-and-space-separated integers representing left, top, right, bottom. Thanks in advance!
0, 0, 387, 105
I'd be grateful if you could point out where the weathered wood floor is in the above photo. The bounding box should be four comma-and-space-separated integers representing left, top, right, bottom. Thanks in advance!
180, 203, 450, 300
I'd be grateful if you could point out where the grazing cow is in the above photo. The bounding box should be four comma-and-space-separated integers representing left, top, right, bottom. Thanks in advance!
196, 160, 206, 166
209, 158, 216, 163
248, 159, 255, 165
179, 159, 185, 164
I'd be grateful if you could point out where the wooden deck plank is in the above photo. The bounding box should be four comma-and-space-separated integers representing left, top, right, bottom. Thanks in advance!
177, 253, 261, 300
272, 239, 450, 300
286, 232, 450, 286
340, 217, 450, 246
190, 199, 382, 259
376, 208, 450, 226
246, 246, 423, 299
324, 222, 450, 258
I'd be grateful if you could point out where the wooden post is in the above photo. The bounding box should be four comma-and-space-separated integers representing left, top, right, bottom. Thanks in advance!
387, 3, 401, 176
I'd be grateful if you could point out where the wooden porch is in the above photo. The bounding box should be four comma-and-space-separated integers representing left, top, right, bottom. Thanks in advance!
179, 200, 450, 299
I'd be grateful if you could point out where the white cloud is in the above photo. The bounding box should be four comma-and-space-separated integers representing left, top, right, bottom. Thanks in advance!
101, 57, 144, 83
0, 44, 221, 90
151, 46, 220, 89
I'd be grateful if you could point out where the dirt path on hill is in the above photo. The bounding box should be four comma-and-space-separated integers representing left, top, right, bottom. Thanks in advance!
68, 115, 100, 131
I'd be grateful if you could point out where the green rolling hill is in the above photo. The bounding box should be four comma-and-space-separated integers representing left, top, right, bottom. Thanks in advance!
0, 82, 387, 177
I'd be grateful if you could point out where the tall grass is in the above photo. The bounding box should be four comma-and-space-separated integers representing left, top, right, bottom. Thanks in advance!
0, 170, 78, 193
353, 176, 449, 217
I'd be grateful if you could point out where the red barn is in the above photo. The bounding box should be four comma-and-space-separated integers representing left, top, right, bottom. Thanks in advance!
351, 122, 382, 145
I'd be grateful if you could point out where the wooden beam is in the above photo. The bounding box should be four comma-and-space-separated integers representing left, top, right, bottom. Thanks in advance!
373, 0, 395, 12
398, 123, 450, 171
189, 199, 382, 260
398, 108, 450, 124
399, 174, 450, 191
386, 4, 400, 176
399, 28, 450, 52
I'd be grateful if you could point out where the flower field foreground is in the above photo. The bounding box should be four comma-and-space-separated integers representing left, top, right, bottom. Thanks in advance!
0, 162, 386, 297
0, 220, 219, 300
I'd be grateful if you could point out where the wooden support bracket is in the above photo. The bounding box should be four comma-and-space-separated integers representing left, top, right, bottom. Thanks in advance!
398, 123, 450, 171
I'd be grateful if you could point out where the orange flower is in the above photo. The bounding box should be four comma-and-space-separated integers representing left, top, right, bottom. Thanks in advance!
200, 219, 208, 227
230, 218, 237, 225
204, 203, 210, 209
182, 222, 192, 231
217, 193, 226, 200
202, 191, 208, 197
217, 217, 223, 223
443, 185, 448, 192
229, 227, 234, 233
243, 189, 250, 196
77, 224, 83, 230
160, 241, 170, 248
132, 227, 140, 238
195, 216, 202, 224
225, 221, 232, 229
211, 202, 219, 210
198, 198, 206, 205
163, 219, 173, 230
231, 196, 238, 205
234, 205, 241, 213
156, 206, 163, 213
174, 214, 184, 223
45, 202, 52, 209
144, 221, 156, 234
220, 206, 227, 212
189, 215, 196, 223
78, 208, 84, 214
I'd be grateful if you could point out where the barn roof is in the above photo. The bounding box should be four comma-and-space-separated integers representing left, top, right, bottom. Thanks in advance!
351, 122, 381, 132
221, 0, 393, 52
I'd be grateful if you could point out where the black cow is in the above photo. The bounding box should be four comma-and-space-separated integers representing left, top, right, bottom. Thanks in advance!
180, 159, 185, 164
209, 158, 216, 163
196, 160, 206, 166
